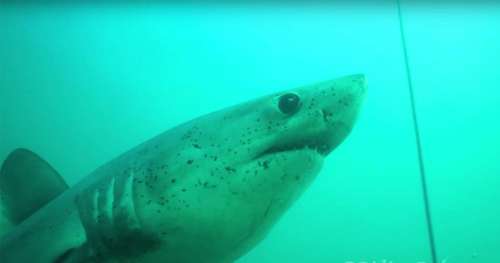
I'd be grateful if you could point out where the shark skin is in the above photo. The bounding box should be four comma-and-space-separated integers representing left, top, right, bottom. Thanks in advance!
0, 74, 366, 263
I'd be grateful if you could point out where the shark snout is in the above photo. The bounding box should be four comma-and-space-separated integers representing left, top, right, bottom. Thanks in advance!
315, 74, 366, 123
312, 74, 366, 153
333, 74, 366, 121
343, 74, 367, 100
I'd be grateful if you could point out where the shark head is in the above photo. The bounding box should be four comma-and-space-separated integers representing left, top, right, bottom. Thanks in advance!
133, 74, 366, 262
247, 73, 366, 162
200, 74, 367, 179
212, 74, 366, 216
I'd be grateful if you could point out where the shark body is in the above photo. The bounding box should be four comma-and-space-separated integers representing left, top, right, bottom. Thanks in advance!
0, 74, 366, 263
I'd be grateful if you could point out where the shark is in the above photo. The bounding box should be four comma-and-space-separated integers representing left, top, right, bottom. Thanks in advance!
0, 74, 366, 263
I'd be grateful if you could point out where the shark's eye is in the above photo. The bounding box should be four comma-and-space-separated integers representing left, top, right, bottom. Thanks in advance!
278, 93, 301, 115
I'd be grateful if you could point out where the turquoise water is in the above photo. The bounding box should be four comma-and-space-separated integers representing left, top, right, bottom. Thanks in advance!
1, 2, 499, 262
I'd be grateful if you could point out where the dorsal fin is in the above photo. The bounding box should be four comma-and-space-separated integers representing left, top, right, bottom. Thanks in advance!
0, 148, 68, 225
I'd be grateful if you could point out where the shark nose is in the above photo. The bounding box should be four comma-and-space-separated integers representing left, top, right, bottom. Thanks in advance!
350, 74, 367, 96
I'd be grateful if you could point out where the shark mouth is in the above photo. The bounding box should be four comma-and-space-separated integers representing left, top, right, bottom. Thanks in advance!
256, 134, 333, 159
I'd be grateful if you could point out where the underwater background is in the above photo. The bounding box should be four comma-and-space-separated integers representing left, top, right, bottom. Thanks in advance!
1, 1, 499, 262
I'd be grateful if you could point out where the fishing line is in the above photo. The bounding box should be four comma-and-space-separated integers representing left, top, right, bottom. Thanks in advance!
395, 1, 438, 263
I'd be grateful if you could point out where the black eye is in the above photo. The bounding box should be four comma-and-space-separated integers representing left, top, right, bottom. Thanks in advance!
278, 93, 301, 115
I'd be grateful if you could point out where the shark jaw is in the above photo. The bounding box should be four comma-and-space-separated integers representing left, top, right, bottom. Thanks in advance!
255, 127, 333, 161
254, 106, 347, 160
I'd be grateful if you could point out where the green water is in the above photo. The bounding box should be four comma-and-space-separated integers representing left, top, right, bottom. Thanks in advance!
1, 2, 499, 263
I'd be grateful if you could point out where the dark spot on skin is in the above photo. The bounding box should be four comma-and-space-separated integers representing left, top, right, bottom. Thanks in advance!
181, 189, 186, 192
195, 179, 202, 187
225, 166, 236, 173
295, 176, 301, 181
187, 160, 194, 165
322, 110, 330, 122
262, 160, 270, 169
193, 144, 201, 149
171, 179, 176, 183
